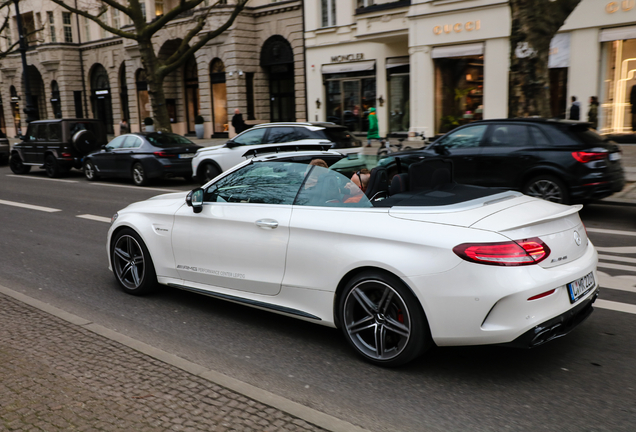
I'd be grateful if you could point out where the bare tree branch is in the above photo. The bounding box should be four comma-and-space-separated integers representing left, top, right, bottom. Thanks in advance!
145, 0, 208, 37
161, 0, 248, 78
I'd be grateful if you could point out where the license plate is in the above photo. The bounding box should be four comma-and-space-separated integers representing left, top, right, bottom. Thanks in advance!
609, 152, 622, 161
567, 272, 595, 303
179, 153, 195, 159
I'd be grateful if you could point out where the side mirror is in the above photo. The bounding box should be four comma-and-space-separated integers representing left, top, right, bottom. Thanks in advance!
19, 135, 27, 141
225, 140, 240, 148
433, 145, 449, 156
186, 188, 204, 213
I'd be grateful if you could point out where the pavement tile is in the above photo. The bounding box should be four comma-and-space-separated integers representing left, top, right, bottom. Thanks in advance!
0, 293, 327, 432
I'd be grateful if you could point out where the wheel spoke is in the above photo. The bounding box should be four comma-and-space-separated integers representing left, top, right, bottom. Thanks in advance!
114, 247, 130, 261
384, 316, 410, 338
375, 324, 387, 357
352, 289, 377, 315
378, 288, 394, 315
347, 315, 375, 335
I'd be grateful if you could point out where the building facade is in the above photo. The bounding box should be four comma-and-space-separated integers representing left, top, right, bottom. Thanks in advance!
305, 0, 636, 138
0, 0, 306, 138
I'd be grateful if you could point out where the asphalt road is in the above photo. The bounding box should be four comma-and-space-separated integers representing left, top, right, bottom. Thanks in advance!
0, 165, 635, 432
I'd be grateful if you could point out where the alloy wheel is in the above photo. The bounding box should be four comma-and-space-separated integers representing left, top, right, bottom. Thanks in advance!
342, 280, 412, 362
526, 179, 564, 203
113, 234, 146, 290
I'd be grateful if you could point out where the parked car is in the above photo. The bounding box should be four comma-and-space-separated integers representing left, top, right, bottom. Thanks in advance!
191, 122, 362, 185
386, 119, 624, 204
9, 119, 106, 177
108, 150, 598, 367
0, 130, 9, 165
83, 132, 202, 186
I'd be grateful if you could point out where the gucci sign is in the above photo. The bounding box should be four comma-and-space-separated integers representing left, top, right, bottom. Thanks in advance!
606, 1, 635, 13
433, 21, 481, 35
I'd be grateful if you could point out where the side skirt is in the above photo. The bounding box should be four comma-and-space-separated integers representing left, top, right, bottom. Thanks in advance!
167, 283, 322, 321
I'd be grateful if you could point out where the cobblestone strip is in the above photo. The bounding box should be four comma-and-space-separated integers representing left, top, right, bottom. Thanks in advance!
0, 293, 328, 432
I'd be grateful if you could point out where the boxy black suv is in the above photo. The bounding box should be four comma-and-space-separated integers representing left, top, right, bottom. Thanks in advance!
383, 118, 625, 204
10, 119, 106, 178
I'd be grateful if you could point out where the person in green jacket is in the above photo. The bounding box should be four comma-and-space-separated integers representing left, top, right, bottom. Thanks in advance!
366, 107, 382, 147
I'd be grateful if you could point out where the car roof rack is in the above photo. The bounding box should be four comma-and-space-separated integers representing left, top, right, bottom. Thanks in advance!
242, 143, 332, 158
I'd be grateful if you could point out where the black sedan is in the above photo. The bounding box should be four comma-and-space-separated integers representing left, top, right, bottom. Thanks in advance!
83, 132, 202, 186
381, 119, 625, 204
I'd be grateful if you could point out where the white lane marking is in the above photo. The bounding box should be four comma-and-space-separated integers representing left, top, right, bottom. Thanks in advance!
6, 174, 78, 183
598, 254, 636, 264
587, 227, 636, 237
0, 199, 61, 213
76, 214, 111, 223
597, 262, 636, 272
598, 272, 636, 294
596, 246, 636, 254
595, 299, 636, 315
89, 182, 182, 193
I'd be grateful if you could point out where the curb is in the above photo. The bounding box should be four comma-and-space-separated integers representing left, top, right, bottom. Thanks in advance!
0, 283, 371, 432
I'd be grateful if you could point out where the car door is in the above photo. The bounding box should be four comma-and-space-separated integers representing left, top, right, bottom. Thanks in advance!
114, 136, 143, 177
477, 123, 537, 188
171, 161, 305, 296
93, 136, 126, 174
215, 128, 268, 171
429, 124, 487, 185
22, 124, 44, 164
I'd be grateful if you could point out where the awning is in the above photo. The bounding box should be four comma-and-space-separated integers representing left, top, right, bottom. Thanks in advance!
386, 56, 409, 68
321, 60, 376, 74
431, 43, 484, 59
600, 25, 636, 42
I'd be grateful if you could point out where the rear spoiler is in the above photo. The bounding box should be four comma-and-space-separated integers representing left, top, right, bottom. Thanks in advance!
242, 143, 333, 158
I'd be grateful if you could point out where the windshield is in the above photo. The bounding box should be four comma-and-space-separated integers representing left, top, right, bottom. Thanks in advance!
145, 132, 195, 148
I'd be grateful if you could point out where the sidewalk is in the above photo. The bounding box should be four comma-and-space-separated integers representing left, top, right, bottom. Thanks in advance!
0, 285, 366, 432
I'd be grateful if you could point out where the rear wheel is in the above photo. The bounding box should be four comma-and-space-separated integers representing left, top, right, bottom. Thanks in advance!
84, 160, 99, 181
198, 162, 220, 185
523, 175, 569, 204
9, 153, 31, 174
111, 228, 157, 295
339, 271, 431, 367
44, 155, 63, 178
132, 162, 148, 186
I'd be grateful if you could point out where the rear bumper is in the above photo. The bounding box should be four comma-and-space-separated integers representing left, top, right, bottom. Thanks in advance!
502, 288, 598, 348
147, 159, 193, 179
570, 170, 625, 201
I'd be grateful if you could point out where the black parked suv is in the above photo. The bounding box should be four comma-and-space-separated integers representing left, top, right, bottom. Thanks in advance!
10, 119, 106, 177
380, 118, 625, 204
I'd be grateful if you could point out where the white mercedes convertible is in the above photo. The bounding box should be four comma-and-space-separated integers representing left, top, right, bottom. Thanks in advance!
107, 151, 599, 367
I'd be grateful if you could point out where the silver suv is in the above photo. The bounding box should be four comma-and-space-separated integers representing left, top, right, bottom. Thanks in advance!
192, 122, 362, 185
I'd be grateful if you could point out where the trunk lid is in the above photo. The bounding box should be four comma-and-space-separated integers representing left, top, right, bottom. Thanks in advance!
470, 200, 588, 268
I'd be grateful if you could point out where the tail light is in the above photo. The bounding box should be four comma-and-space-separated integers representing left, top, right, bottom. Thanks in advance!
153, 151, 177, 158
572, 151, 607, 163
453, 238, 550, 266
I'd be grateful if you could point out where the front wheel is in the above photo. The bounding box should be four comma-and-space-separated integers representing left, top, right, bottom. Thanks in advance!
523, 175, 569, 204
111, 228, 158, 295
9, 154, 31, 174
132, 162, 149, 186
339, 271, 432, 367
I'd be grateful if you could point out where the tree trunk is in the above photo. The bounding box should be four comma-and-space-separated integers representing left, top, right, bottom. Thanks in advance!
508, 0, 581, 118
138, 39, 172, 133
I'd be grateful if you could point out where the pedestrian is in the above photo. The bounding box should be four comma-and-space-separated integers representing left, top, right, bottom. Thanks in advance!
588, 96, 599, 129
569, 96, 580, 121
231, 108, 247, 135
366, 107, 381, 147
119, 119, 130, 135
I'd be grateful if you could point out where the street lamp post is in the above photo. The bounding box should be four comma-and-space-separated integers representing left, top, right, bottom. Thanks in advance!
13, 0, 37, 124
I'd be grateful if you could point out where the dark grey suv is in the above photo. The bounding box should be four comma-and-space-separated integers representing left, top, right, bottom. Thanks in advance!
10, 119, 106, 177
0, 130, 9, 165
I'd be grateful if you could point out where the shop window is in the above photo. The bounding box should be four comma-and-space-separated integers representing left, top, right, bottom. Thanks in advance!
325, 72, 376, 133
434, 55, 483, 134
387, 58, 409, 133
600, 39, 636, 134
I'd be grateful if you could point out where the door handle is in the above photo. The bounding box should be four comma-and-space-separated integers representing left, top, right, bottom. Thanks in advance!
256, 219, 279, 229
